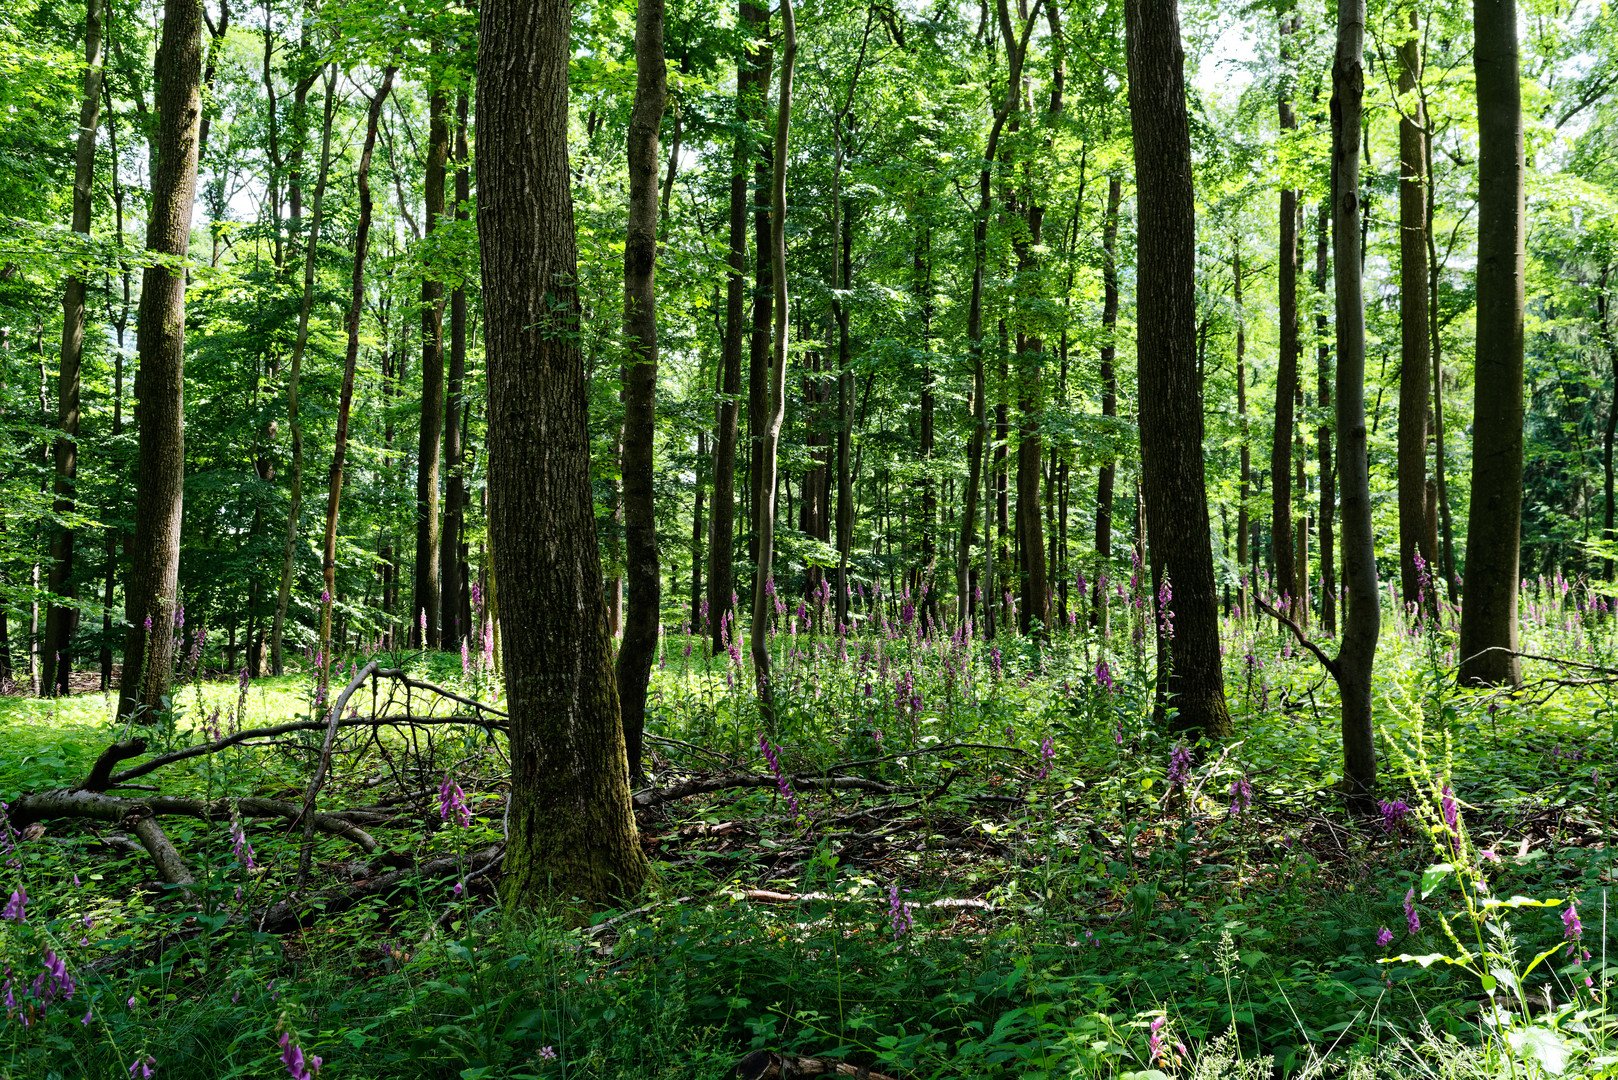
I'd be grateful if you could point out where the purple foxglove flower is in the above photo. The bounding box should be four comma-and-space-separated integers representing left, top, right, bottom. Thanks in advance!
888, 883, 914, 938
1404, 888, 1420, 934
1376, 926, 1393, 948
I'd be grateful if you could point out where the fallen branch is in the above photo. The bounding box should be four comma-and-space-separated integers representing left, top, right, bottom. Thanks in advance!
79, 739, 148, 792
255, 843, 503, 934
8, 791, 379, 853
736, 1050, 902, 1080
634, 773, 904, 810
1253, 597, 1340, 679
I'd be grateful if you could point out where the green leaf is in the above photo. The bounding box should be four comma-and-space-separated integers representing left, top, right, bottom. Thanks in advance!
1420, 864, 1453, 899
1507, 1026, 1570, 1075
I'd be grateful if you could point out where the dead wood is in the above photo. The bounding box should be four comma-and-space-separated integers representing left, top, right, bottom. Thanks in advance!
8, 790, 379, 852
736, 1050, 902, 1080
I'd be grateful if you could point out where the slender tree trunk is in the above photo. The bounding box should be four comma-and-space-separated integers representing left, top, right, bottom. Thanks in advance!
1599, 269, 1618, 581
748, 39, 775, 576
1459, 0, 1525, 687
1092, 175, 1122, 631
957, 0, 1034, 629
1425, 122, 1458, 601
478, 0, 648, 908
1397, 15, 1433, 607
834, 208, 855, 626
442, 88, 471, 647
691, 428, 706, 628
270, 64, 338, 676
617, 0, 666, 781
414, 79, 450, 649
1234, 240, 1250, 617
43, 0, 105, 696
1124, 0, 1231, 737
100, 92, 129, 690
1316, 199, 1337, 634
319, 68, 393, 692
751, 0, 795, 725
118, 0, 204, 721
708, 0, 765, 653
1273, 10, 1300, 617
1331, 0, 1378, 802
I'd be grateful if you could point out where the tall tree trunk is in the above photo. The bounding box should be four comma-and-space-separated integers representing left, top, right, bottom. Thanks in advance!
1124, 0, 1230, 737
319, 68, 393, 689
1459, 0, 1525, 687
118, 0, 204, 721
100, 86, 129, 690
617, 0, 666, 782
442, 88, 471, 647
708, 0, 765, 653
956, 0, 1035, 630
413, 79, 450, 649
747, 41, 775, 575
1316, 199, 1337, 635
477, 0, 648, 908
1425, 121, 1458, 602
1330, 0, 1378, 802
43, 0, 105, 696
916, 228, 937, 625
270, 62, 338, 676
1396, 14, 1432, 607
751, 0, 795, 725
1234, 239, 1250, 617
1599, 268, 1618, 581
691, 428, 706, 629
1092, 175, 1122, 631
834, 207, 856, 626
1273, 9, 1300, 617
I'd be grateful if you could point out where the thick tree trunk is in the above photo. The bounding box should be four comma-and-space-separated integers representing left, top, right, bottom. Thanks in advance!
1330, 0, 1378, 802
1092, 176, 1122, 631
43, 0, 104, 696
414, 81, 450, 650
751, 0, 795, 726
1458, 0, 1525, 687
442, 89, 471, 647
320, 68, 393, 688
1315, 199, 1337, 635
617, 0, 666, 781
1124, 0, 1230, 737
1273, 10, 1300, 617
708, 0, 765, 654
118, 0, 204, 721
477, 0, 648, 907
1397, 18, 1432, 607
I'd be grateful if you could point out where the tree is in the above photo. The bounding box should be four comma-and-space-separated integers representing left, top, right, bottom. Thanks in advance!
414, 73, 450, 650
477, 0, 649, 907
118, 0, 205, 721
1396, 10, 1433, 608
1458, 0, 1526, 687
750, 0, 796, 724
1273, 6, 1300, 619
1125, 0, 1231, 737
42, 0, 105, 696
1330, 0, 1378, 801
616, 0, 667, 781
707, 0, 766, 655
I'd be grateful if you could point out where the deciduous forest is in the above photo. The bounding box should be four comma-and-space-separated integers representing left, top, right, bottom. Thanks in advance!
2, 0, 1618, 1073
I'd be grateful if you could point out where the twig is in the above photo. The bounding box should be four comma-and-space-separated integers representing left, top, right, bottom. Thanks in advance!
297, 661, 382, 888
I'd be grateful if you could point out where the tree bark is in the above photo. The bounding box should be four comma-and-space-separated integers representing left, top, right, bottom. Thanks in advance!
43, 0, 105, 696
1125, 0, 1230, 737
477, 0, 649, 907
1315, 199, 1337, 635
1273, 9, 1300, 617
1458, 0, 1525, 687
751, 0, 796, 725
414, 78, 450, 650
1092, 175, 1122, 631
442, 87, 471, 647
1330, 0, 1378, 802
118, 0, 204, 721
708, 0, 765, 653
617, 0, 667, 782
1396, 14, 1433, 608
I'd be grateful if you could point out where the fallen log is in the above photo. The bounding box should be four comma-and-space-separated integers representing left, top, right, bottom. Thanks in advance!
8, 791, 379, 853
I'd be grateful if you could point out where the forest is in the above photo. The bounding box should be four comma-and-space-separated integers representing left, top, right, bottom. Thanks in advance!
2, 0, 1618, 1073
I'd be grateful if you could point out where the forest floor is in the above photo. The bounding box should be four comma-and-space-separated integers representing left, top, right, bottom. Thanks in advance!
1, 587, 1615, 1079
